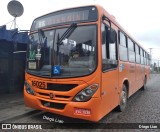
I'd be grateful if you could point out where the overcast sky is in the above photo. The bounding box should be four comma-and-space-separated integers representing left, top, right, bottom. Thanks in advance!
0, 0, 160, 61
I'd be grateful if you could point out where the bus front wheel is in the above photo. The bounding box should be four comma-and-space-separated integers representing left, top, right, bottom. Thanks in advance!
117, 84, 127, 112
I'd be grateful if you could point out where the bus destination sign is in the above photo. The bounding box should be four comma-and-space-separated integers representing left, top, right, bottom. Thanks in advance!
31, 6, 98, 31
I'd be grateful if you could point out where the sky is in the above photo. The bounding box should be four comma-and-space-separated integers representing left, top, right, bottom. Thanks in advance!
0, 0, 160, 62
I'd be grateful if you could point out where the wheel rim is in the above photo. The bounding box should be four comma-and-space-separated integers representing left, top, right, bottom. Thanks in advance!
121, 90, 126, 104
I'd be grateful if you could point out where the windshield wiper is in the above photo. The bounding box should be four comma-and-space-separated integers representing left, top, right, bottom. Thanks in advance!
57, 23, 77, 46
56, 23, 77, 64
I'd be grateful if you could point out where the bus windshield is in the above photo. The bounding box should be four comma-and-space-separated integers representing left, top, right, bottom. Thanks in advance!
26, 25, 97, 78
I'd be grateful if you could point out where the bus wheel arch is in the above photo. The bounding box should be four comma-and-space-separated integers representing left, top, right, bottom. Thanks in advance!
117, 80, 129, 112
124, 80, 129, 98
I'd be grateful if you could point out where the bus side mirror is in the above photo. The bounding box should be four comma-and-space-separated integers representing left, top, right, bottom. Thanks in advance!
109, 30, 116, 43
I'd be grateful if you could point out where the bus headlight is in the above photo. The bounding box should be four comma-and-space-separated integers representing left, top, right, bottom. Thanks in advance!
73, 84, 98, 102
25, 82, 35, 95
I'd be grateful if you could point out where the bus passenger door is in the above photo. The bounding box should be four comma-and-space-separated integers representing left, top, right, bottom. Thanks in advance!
101, 23, 119, 113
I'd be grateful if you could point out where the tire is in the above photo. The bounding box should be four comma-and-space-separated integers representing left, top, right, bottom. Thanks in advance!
141, 76, 147, 91
117, 84, 127, 112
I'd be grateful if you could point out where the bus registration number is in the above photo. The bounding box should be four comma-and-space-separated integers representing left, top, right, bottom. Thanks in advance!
32, 80, 47, 89
74, 108, 91, 115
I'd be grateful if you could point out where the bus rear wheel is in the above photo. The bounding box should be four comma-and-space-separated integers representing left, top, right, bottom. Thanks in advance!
141, 76, 147, 90
117, 84, 127, 112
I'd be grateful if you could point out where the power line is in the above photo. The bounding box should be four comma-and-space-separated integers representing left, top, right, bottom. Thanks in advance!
3, 20, 14, 25
3, 18, 21, 30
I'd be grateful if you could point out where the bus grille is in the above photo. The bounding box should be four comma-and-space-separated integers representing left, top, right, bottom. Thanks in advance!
47, 83, 78, 91
38, 92, 70, 100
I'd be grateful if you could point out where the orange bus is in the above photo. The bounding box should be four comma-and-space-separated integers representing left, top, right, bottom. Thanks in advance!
24, 5, 150, 122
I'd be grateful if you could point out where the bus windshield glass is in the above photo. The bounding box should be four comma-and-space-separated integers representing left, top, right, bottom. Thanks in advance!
26, 25, 97, 78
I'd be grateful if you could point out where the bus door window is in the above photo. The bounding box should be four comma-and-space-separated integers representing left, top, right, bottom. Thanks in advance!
101, 23, 118, 71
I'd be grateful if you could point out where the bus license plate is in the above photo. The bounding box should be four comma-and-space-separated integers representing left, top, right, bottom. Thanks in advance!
74, 108, 91, 115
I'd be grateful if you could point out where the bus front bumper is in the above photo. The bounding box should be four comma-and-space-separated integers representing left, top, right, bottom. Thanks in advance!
24, 89, 102, 122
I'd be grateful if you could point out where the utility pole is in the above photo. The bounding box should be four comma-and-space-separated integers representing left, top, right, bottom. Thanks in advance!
149, 48, 152, 56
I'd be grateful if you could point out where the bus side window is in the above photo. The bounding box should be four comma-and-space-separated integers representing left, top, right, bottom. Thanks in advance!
128, 38, 136, 62
119, 31, 128, 61
101, 23, 118, 71
140, 48, 144, 65
135, 44, 141, 64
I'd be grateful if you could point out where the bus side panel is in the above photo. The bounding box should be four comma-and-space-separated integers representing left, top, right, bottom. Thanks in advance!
118, 62, 130, 96
134, 64, 144, 92
141, 65, 145, 86
135, 64, 141, 91
128, 63, 136, 95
